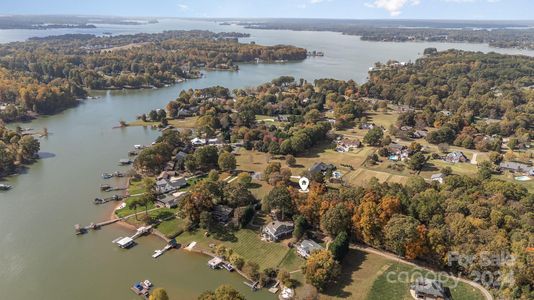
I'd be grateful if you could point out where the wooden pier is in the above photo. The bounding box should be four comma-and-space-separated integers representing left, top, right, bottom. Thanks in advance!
93, 194, 125, 205
74, 218, 122, 234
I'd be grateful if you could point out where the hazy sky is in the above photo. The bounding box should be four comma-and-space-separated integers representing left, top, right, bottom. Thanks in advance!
2, 0, 532, 19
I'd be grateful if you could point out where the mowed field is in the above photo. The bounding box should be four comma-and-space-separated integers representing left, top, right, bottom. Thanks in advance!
320, 249, 485, 300
236, 142, 412, 188
174, 227, 298, 270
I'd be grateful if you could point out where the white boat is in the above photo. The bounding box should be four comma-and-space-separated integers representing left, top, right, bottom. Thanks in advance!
142, 279, 153, 288
152, 250, 163, 258
117, 203, 126, 210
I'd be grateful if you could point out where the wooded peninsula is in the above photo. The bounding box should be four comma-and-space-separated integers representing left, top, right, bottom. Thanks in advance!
0, 30, 307, 122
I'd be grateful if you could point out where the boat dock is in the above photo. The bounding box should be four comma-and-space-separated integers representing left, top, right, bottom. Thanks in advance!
112, 225, 153, 249
93, 194, 125, 205
152, 239, 178, 258
75, 218, 121, 234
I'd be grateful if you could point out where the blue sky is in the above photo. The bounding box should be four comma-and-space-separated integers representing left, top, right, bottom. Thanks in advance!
2, 0, 532, 20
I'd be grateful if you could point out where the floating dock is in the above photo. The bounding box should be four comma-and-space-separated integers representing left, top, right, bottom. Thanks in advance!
93, 194, 125, 205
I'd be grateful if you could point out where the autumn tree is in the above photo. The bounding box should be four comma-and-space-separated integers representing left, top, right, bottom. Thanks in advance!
149, 288, 169, 300
302, 250, 341, 291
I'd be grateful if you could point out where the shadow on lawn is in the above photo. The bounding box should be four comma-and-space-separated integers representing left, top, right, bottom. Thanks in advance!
323, 249, 369, 298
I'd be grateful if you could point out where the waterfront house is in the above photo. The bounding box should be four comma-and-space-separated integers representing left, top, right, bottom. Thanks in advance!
156, 194, 179, 208
155, 177, 187, 194
296, 239, 324, 259
445, 151, 468, 163
309, 162, 336, 176
262, 221, 294, 242
212, 205, 234, 223
499, 161, 532, 174
431, 173, 445, 184
410, 278, 449, 300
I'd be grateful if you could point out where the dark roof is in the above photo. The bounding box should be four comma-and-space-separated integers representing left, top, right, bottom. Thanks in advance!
309, 162, 335, 174
411, 278, 447, 298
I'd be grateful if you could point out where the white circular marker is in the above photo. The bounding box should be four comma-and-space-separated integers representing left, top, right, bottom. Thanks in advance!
299, 177, 310, 192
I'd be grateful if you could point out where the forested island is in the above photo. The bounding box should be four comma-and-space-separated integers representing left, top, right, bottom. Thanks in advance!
0, 15, 158, 29
0, 124, 40, 179
0, 30, 307, 122
237, 19, 534, 50
123, 49, 532, 298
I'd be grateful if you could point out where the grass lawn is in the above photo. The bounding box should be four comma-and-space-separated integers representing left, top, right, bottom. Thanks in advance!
367, 263, 485, 300
321, 249, 392, 300
278, 249, 305, 272
156, 217, 187, 238
174, 226, 291, 269
319, 249, 485, 300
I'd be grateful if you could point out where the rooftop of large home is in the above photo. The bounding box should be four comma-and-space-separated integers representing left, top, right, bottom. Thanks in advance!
263, 220, 294, 241
499, 161, 532, 173
296, 239, 324, 258
212, 205, 234, 223
411, 278, 449, 300
445, 151, 468, 163
309, 162, 336, 175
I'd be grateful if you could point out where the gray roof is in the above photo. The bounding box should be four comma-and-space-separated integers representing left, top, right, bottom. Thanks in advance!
411, 278, 447, 298
264, 221, 294, 236
431, 173, 445, 179
298, 239, 323, 254
499, 161, 532, 172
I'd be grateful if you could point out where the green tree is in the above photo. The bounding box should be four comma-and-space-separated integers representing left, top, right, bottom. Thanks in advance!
407, 152, 426, 171
329, 231, 349, 261
320, 203, 351, 237
18, 135, 40, 162
384, 215, 420, 257
286, 154, 296, 167
218, 151, 236, 171
363, 127, 383, 146
263, 186, 294, 219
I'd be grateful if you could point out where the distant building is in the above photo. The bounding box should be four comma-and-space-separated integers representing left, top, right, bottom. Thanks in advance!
360, 122, 375, 130
212, 205, 234, 224
296, 239, 324, 259
336, 139, 361, 152
431, 173, 445, 184
262, 221, 294, 242
309, 162, 336, 176
175, 151, 188, 166
410, 278, 449, 300
115, 237, 134, 249
277, 115, 290, 122
157, 171, 178, 181
412, 130, 428, 139
156, 194, 179, 208
445, 151, 468, 163
499, 161, 532, 173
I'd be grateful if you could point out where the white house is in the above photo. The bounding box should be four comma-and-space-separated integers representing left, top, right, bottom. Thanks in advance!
296, 239, 324, 259
262, 221, 294, 242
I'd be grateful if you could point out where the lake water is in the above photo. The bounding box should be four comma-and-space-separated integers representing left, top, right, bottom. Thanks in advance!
1, 19, 533, 300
